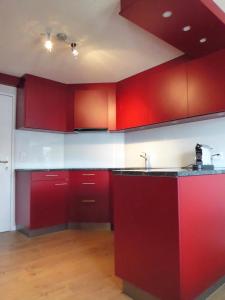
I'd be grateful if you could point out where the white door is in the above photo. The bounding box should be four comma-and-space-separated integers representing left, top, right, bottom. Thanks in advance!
0, 93, 13, 232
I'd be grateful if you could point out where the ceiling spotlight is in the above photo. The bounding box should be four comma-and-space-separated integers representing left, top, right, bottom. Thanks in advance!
71, 43, 79, 57
200, 37, 207, 43
44, 32, 53, 52
183, 25, 191, 32
162, 11, 173, 18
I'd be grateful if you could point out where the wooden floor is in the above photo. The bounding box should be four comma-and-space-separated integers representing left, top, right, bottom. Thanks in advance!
0, 230, 224, 300
0, 230, 131, 300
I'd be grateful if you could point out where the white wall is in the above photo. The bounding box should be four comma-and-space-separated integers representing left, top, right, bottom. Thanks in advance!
64, 132, 125, 168
14, 130, 65, 169
125, 118, 225, 169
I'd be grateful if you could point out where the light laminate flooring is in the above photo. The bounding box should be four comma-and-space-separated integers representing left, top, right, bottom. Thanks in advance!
0, 230, 224, 300
0, 230, 130, 300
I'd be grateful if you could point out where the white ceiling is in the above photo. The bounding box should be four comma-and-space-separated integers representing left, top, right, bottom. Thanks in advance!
214, 0, 225, 12
0, 0, 182, 83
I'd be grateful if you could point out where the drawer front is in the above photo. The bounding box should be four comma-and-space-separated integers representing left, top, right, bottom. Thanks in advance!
69, 170, 110, 223
32, 171, 69, 181
70, 170, 110, 199
70, 170, 109, 184
72, 196, 110, 223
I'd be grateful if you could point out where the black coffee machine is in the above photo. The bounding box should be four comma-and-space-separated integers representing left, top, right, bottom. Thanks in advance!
192, 143, 214, 170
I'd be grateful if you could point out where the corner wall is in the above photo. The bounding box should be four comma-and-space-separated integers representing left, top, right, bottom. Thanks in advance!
124, 117, 225, 168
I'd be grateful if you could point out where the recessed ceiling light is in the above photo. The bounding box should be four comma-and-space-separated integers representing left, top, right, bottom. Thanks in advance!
183, 25, 191, 32
162, 11, 173, 18
200, 37, 207, 43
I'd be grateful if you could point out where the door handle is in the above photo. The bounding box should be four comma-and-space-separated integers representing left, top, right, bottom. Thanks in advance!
0, 160, 8, 164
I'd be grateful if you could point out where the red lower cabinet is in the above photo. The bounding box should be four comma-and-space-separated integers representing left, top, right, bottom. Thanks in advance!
16, 171, 69, 231
16, 170, 111, 234
30, 179, 69, 229
69, 170, 110, 223
113, 174, 225, 300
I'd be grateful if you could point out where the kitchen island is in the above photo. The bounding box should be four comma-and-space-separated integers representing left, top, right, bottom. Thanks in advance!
112, 169, 225, 300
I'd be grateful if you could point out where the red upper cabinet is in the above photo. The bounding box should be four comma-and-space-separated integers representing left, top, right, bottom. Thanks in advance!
146, 59, 188, 124
116, 57, 188, 130
187, 49, 225, 117
74, 84, 116, 130
116, 72, 151, 129
17, 74, 74, 132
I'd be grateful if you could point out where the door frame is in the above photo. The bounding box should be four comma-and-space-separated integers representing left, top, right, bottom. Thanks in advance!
0, 84, 16, 231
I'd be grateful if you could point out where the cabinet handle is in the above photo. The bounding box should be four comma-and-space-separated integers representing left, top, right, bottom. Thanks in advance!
45, 174, 59, 177
0, 160, 8, 164
81, 199, 96, 203
81, 182, 96, 185
54, 183, 68, 186
82, 174, 95, 176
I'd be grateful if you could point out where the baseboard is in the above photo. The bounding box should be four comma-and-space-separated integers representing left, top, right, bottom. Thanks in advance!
123, 281, 158, 300
17, 224, 67, 237
123, 276, 225, 300
68, 222, 111, 231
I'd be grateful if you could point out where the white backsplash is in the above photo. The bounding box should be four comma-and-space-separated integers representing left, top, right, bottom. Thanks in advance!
124, 117, 225, 169
14, 130, 65, 169
64, 132, 125, 168
14, 117, 225, 170
14, 130, 125, 169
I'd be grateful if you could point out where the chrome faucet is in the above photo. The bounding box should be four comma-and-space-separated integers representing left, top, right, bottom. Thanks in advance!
140, 152, 148, 169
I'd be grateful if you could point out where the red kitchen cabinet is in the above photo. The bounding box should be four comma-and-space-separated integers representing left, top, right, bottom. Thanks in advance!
187, 49, 225, 117
116, 57, 188, 130
116, 72, 151, 129
113, 175, 180, 299
146, 60, 188, 124
16, 74, 74, 132
16, 171, 69, 234
74, 84, 116, 130
30, 179, 69, 229
113, 174, 225, 300
69, 170, 110, 223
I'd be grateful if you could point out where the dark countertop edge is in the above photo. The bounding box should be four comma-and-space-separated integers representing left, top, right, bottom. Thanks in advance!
112, 169, 225, 177
14, 168, 118, 172
14, 168, 225, 177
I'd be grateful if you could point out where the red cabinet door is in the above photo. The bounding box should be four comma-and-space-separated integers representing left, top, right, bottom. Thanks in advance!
74, 89, 108, 129
116, 58, 188, 129
30, 180, 69, 229
17, 74, 73, 132
146, 61, 188, 123
113, 175, 180, 300
73, 83, 116, 130
69, 171, 110, 223
116, 72, 151, 129
187, 49, 225, 117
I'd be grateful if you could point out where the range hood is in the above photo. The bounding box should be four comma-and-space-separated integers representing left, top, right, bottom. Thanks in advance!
73, 128, 108, 132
